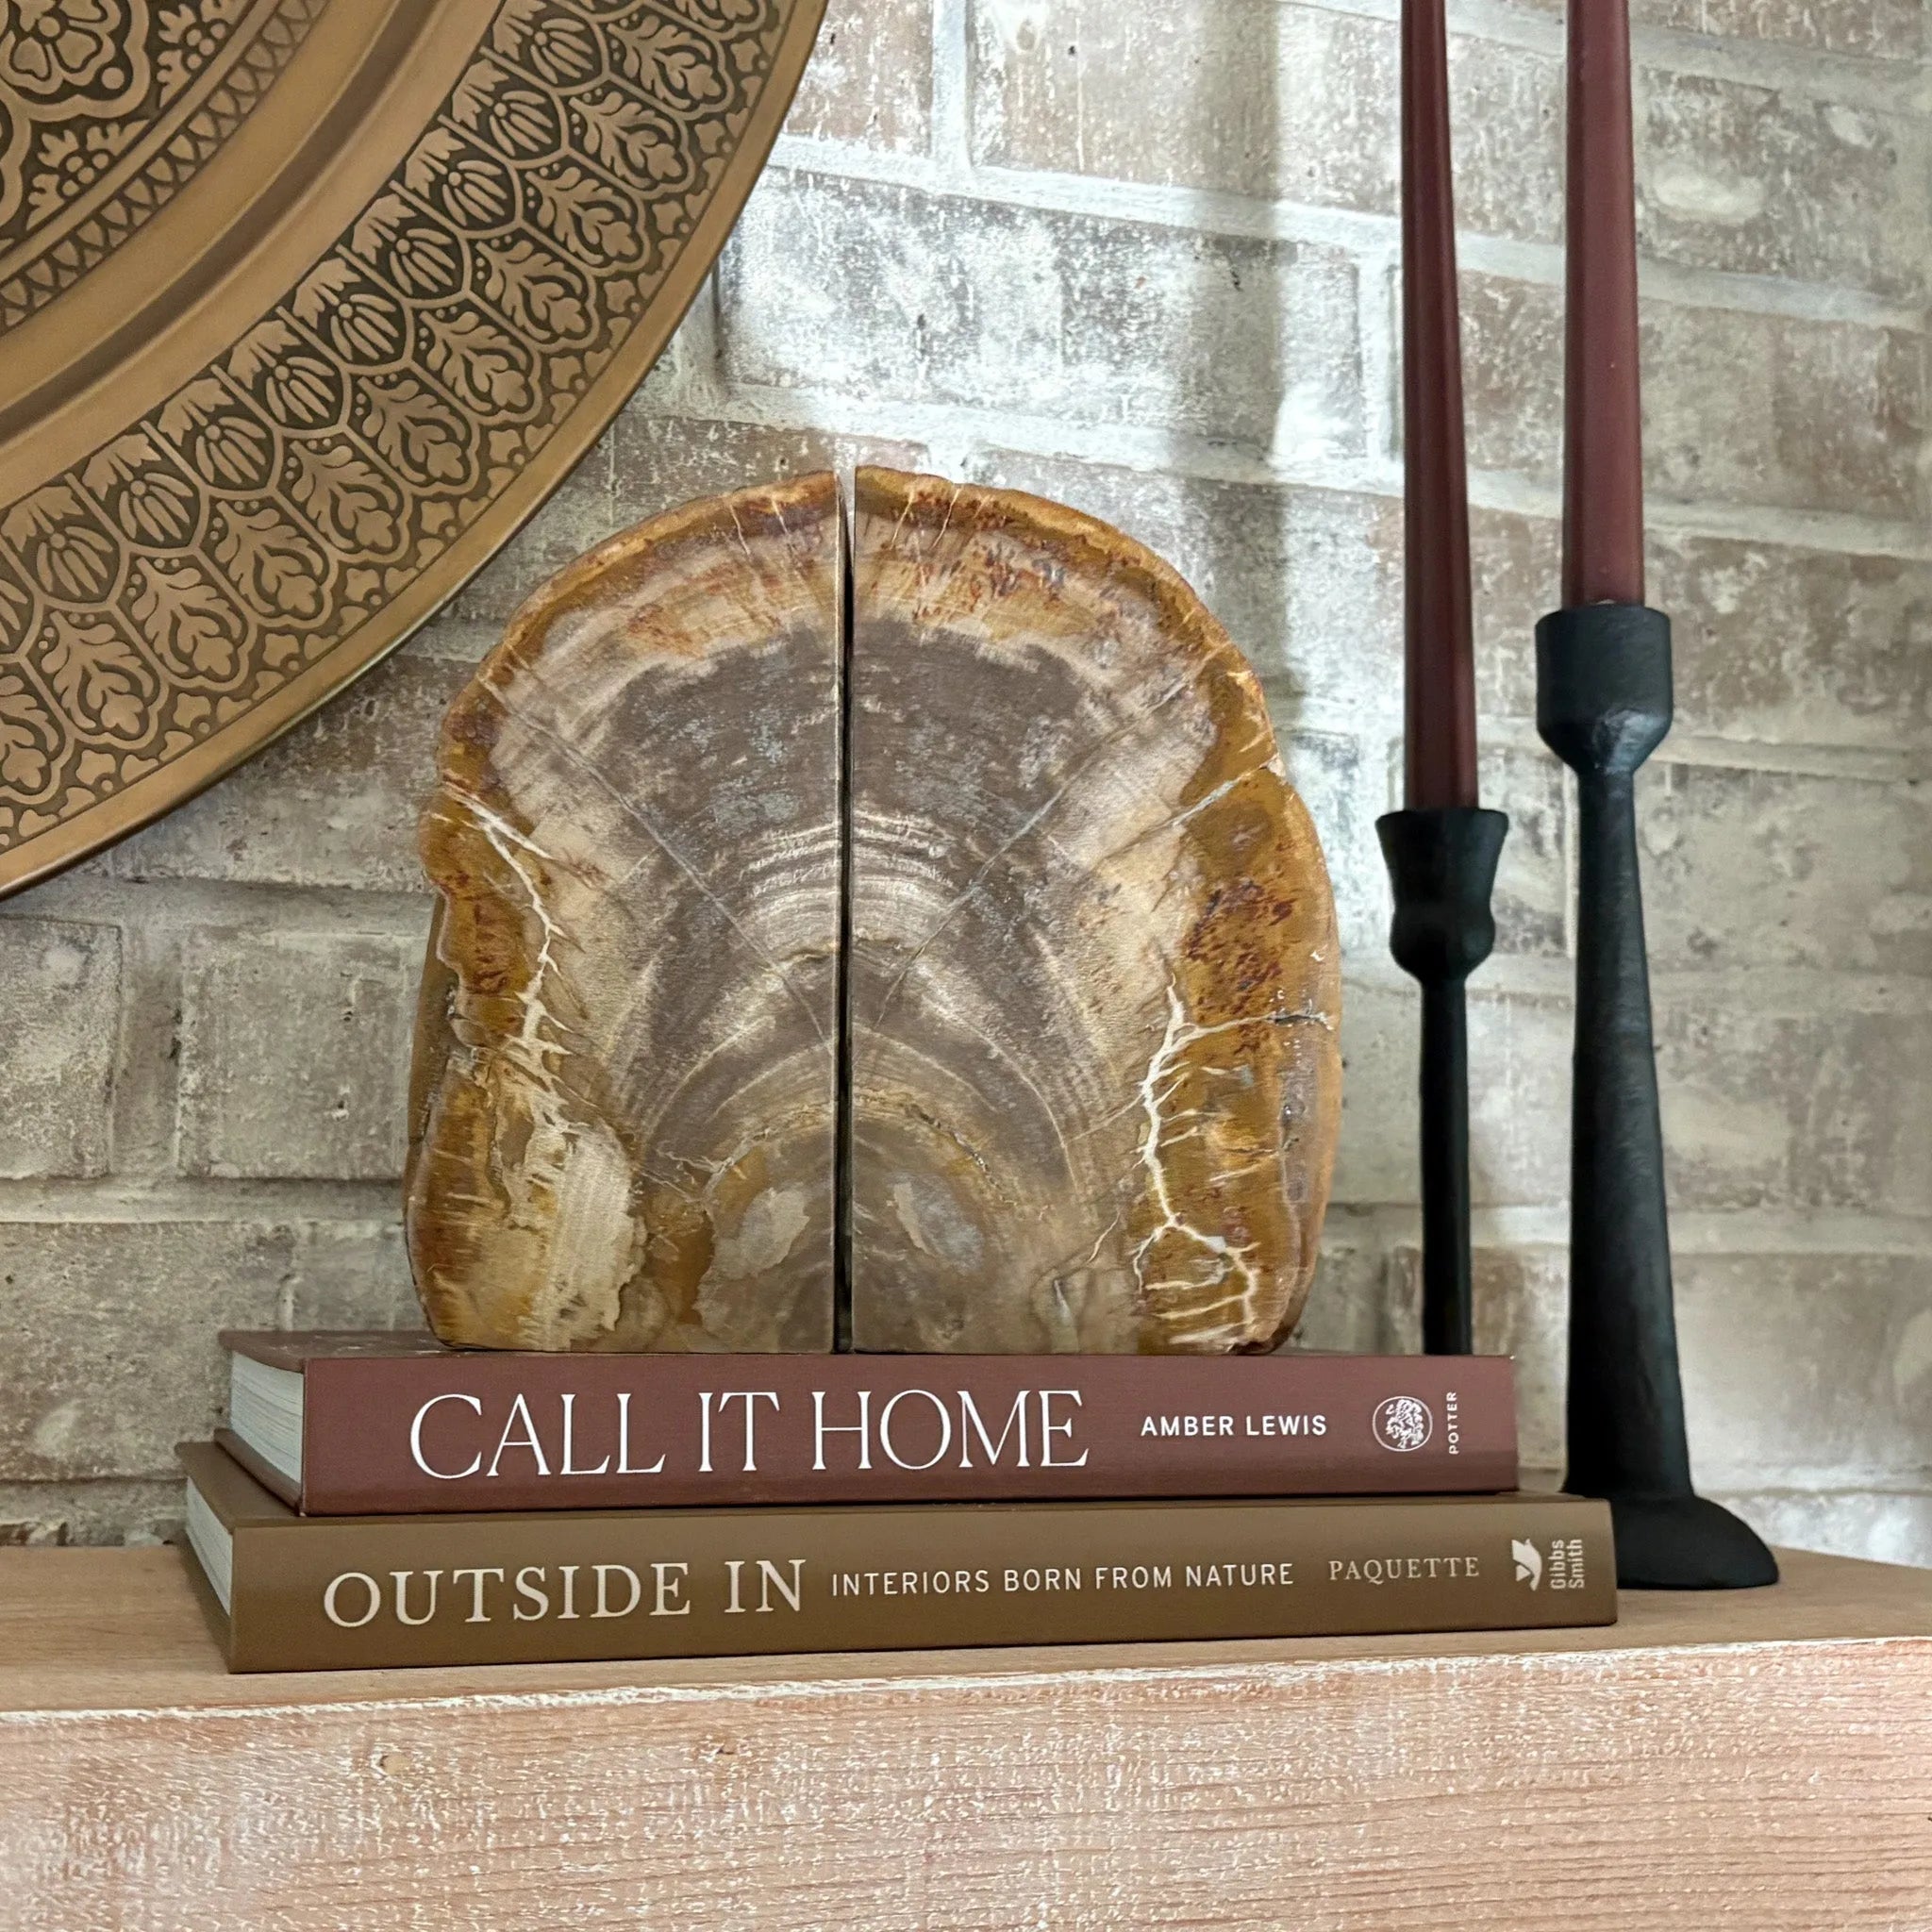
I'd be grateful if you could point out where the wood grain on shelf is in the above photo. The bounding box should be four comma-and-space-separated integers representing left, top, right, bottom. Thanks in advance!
2, 1545, 1928, 1928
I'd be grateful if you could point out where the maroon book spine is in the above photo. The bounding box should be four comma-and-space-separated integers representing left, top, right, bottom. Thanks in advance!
274, 1352, 1517, 1514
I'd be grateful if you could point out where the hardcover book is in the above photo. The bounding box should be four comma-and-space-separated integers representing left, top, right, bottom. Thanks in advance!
218, 1331, 1518, 1513
177, 1443, 1612, 1674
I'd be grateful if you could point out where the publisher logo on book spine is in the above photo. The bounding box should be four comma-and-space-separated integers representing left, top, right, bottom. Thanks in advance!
1370, 1395, 1434, 1453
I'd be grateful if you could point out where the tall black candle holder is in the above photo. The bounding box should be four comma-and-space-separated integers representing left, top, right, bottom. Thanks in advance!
1376, 806, 1508, 1357
1537, 602, 1777, 1589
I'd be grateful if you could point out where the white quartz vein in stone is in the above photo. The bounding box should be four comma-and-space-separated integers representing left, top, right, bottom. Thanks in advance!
436, 790, 636, 1346
1128, 985, 1267, 1338
456, 795, 567, 1078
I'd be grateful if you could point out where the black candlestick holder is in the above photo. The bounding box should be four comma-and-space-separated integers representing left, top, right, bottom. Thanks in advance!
1537, 602, 1777, 1589
1376, 806, 1509, 1357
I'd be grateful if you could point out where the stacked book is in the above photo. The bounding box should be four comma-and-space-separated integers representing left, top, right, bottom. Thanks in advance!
178, 1337, 1615, 1672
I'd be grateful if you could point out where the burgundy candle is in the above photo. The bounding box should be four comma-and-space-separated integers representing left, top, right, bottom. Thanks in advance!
1561, 0, 1645, 608
1401, 0, 1477, 810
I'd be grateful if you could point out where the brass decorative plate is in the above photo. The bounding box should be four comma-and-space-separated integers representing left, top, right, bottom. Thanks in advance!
0, 0, 824, 893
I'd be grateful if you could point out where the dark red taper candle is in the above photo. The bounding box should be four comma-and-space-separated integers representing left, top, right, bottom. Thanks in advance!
1401, 0, 1477, 810
1562, 0, 1645, 608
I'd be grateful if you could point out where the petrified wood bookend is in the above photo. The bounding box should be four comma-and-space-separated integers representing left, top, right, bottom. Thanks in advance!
408, 475, 843, 1352
407, 469, 1341, 1353
848, 472, 1341, 1351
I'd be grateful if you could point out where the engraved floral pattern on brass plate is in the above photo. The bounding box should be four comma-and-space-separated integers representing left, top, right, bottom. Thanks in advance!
0, 0, 824, 891
0, 0, 326, 328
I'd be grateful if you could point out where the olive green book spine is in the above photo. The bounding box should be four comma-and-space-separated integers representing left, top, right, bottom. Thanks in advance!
178, 1443, 1615, 1673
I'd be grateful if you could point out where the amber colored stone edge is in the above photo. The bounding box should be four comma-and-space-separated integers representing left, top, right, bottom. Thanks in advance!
852, 468, 1344, 1352
406, 475, 843, 1349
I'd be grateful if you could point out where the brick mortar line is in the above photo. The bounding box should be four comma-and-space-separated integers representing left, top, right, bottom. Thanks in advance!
1158, 0, 1931, 110
657, 276, 725, 414
1718, 1474, 1932, 1493
1267, 693, 1932, 778
0, 877, 435, 936
1715, 1482, 1932, 1503
665, 369, 1409, 499
0, 1480, 183, 1496
404, 621, 504, 665
0, 1477, 182, 1486
758, 145, 1928, 333
631, 384, 1932, 564
0, 1178, 401, 1223
1509, 0, 1923, 108
1474, 470, 1932, 560
1346, 957, 1932, 1013
1340, 1200, 1932, 1257
109, 921, 183, 1183
2, 1181, 1931, 1266
1428, 720, 1932, 784
1659, 965, 1932, 1012
1357, 249, 1399, 471
1646, 736, 1932, 783
930, 0, 972, 175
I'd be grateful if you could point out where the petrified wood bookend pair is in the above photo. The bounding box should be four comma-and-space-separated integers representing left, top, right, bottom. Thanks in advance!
407, 471, 1341, 1355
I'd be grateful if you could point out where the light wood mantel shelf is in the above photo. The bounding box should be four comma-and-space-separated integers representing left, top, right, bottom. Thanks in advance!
2, 1547, 1928, 1929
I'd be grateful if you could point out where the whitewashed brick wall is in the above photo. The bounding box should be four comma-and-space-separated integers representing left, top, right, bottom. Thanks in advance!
3, 0, 1927, 1560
